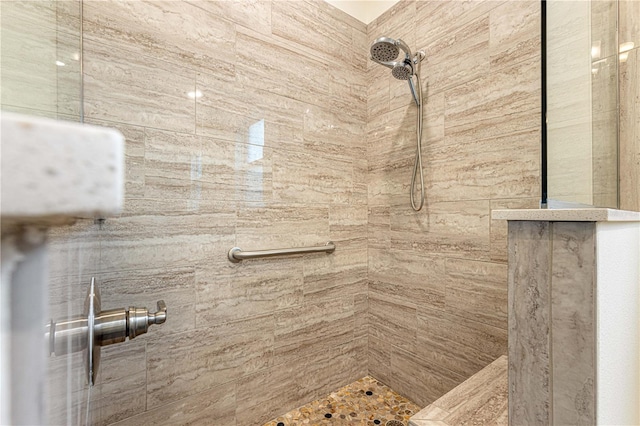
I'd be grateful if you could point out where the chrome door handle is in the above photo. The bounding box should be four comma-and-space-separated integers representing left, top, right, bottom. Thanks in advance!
149, 300, 167, 324
45, 278, 168, 385
128, 300, 167, 338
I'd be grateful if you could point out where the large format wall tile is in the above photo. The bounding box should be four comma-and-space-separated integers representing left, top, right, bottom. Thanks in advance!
196, 258, 304, 327
83, 39, 196, 132
273, 148, 355, 204
195, 69, 305, 148
444, 57, 540, 145
415, 0, 502, 46
422, 14, 490, 94
550, 222, 596, 424
274, 298, 355, 365
237, 339, 364, 425
620, 46, 640, 211
302, 239, 367, 303
97, 203, 236, 273
369, 335, 393, 386
146, 314, 274, 409
272, 0, 355, 71
489, 0, 540, 70
369, 295, 417, 352
235, 27, 332, 108
390, 346, 465, 408
619, 0, 640, 50
508, 221, 551, 425
48, 342, 147, 426
111, 383, 236, 426
236, 203, 330, 249
1, 8, 59, 114
369, 247, 446, 309
444, 258, 507, 329
83, 0, 236, 81
143, 128, 273, 203
424, 125, 539, 203
417, 307, 507, 380
88, 343, 148, 426
390, 199, 491, 261
47, 0, 545, 423
187, 0, 272, 36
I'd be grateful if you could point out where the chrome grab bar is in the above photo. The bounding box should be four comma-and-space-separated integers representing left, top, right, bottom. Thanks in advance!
228, 241, 336, 263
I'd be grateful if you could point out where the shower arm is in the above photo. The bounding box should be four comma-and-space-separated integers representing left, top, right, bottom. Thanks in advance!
395, 39, 413, 59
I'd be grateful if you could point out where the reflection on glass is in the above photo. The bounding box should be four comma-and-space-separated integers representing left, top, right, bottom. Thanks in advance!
0, 1, 82, 120
546, 0, 618, 208
236, 119, 265, 204
189, 153, 202, 210
247, 119, 264, 162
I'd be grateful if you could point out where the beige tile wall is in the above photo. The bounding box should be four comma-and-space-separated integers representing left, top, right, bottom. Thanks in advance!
9, 0, 636, 422
0, 1, 81, 120
619, 0, 640, 212
44, 0, 547, 422
546, 0, 594, 206
47, 1, 368, 425
591, 0, 619, 208
366, 0, 541, 407
546, 0, 630, 209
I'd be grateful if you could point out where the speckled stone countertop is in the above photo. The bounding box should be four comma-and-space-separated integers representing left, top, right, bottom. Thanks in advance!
409, 355, 508, 426
1, 112, 124, 228
492, 208, 640, 222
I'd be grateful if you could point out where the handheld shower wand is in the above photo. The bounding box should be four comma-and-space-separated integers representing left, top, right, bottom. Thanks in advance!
370, 36, 426, 211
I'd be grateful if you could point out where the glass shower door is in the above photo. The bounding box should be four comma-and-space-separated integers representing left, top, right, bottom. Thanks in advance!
1, 1, 96, 423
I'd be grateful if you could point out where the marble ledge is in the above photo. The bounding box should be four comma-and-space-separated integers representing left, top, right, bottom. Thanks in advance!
409, 355, 508, 426
492, 208, 640, 222
1, 112, 124, 231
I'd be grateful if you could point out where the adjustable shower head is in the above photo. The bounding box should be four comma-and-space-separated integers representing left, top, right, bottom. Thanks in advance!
392, 61, 413, 80
370, 35, 424, 107
370, 36, 413, 63
370, 36, 400, 62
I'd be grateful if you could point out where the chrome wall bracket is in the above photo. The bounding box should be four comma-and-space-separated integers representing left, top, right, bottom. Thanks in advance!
45, 277, 167, 386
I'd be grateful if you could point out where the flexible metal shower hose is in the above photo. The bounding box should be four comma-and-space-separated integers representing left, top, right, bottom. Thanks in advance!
410, 59, 425, 211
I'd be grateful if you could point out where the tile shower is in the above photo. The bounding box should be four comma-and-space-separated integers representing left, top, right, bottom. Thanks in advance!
0, 0, 634, 424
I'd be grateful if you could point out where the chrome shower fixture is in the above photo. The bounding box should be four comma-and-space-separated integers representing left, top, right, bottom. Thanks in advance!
370, 36, 426, 211
370, 36, 425, 107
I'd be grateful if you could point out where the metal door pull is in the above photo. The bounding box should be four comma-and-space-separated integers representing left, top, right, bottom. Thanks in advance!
45, 278, 167, 385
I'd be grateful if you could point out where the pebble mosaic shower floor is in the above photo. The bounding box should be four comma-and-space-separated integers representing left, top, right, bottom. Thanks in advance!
263, 376, 421, 426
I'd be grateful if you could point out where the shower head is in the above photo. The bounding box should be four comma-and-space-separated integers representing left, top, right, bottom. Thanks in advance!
370, 36, 400, 62
370, 36, 413, 63
370, 36, 424, 107
392, 62, 413, 80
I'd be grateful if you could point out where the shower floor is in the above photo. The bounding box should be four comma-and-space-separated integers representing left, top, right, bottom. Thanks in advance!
263, 376, 420, 426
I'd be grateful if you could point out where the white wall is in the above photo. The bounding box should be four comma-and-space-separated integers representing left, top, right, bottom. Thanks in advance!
324, 0, 399, 24
596, 221, 640, 425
